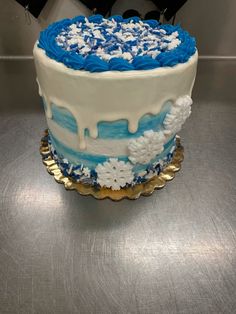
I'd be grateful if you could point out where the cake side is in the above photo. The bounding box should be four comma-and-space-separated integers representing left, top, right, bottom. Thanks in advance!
34, 15, 198, 191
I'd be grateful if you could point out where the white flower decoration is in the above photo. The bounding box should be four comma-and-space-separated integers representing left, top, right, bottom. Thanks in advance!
128, 130, 165, 164
95, 158, 134, 190
163, 95, 192, 136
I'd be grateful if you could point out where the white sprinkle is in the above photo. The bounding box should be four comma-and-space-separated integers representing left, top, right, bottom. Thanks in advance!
167, 38, 181, 50
102, 54, 112, 61
74, 168, 82, 175
147, 50, 161, 58
131, 46, 138, 53
55, 18, 182, 63
160, 42, 168, 49
81, 46, 90, 54
85, 20, 95, 28
172, 31, 179, 37
69, 24, 77, 30
124, 35, 135, 42
96, 47, 104, 54
170, 145, 176, 154
68, 38, 79, 45
57, 35, 66, 42
93, 29, 105, 40
68, 164, 73, 174
122, 52, 133, 60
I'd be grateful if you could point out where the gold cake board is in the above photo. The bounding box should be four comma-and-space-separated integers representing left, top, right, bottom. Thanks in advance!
40, 130, 184, 201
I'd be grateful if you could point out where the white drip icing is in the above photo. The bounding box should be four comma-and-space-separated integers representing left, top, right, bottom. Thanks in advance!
34, 44, 198, 150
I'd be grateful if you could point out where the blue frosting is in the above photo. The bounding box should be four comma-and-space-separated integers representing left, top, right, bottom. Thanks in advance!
83, 55, 109, 72
38, 15, 196, 72
109, 58, 135, 71
156, 24, 196, 67
144, 19, 159, 28
132, 56, 160, 70
108, 15, 124, 22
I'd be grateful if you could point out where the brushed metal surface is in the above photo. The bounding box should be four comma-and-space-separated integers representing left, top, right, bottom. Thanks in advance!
0, 60, 236, 313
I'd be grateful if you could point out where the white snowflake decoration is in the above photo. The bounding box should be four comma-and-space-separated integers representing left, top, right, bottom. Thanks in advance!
128, 130, 165, 164
163, 95, 192, 136
95, 158, 134, 190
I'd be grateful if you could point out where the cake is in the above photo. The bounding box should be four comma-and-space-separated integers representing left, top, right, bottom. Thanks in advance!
34, 15, 197, 192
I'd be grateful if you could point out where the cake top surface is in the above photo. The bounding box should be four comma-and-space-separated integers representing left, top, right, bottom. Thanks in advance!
38, 15, 196, 72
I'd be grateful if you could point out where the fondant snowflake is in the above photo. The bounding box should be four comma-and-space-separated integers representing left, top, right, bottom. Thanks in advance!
128, 130, 165, 164
95, 158, 134, 190
163, 95, 192, 136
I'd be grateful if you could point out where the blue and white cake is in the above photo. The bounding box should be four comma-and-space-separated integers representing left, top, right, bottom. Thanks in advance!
34, 15, 198, 191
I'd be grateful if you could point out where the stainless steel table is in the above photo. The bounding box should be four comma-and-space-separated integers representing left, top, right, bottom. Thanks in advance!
0, 59, 236, 314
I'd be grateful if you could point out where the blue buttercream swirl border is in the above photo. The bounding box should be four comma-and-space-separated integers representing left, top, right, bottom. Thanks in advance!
38, 15, 196, 72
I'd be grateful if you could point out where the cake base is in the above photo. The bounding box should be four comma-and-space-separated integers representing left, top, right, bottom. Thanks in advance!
40, 130, 184, 201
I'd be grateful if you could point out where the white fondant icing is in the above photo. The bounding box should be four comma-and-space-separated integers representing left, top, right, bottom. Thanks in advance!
95, 158, 134, 190
128, 130, 165, 164
163, 95, 193, 136
34, 44, 198, 150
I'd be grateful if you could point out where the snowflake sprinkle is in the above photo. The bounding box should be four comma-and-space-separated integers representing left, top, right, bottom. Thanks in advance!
163, 95, 192, 136
95, 158, 134, 190
128, 130, 165, 164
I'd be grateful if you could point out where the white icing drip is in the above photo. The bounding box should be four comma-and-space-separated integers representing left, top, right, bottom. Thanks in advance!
34, 44, 198, 150
36, 78, 42, 96
42, 94, 52, 119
